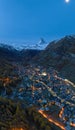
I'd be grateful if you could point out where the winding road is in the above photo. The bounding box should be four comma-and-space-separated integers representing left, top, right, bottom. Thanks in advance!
38, 110, 66, 130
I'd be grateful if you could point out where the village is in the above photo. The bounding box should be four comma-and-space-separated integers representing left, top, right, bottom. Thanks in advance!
6, 65, 75, 130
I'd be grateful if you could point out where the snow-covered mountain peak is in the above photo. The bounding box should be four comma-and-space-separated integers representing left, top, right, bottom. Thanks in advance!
34, 38, 48, 50
38, 38, 47, 45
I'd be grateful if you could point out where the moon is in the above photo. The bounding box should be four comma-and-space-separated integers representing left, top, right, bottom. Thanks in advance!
65, 0, 70, 3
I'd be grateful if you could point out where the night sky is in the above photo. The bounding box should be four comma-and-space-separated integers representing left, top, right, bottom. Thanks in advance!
0, 0, 75, 43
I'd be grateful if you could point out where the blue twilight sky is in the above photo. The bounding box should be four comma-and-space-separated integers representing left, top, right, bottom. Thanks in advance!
0, 0, 75, 43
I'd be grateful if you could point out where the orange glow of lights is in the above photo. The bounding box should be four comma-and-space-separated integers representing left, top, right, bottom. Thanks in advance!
59, 107, 64, 118
70, 123, 75, 127
38, 110, 66, 130
11, 128, 24, 130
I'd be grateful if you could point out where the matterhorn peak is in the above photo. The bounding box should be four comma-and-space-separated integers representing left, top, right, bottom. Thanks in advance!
38, 38, 47, 45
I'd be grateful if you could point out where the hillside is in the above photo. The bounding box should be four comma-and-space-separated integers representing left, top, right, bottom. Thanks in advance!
33, 35, 75, 83
0, 44, 40, 63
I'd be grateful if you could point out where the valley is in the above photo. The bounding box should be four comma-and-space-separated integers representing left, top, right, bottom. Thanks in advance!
0, 35, 75, 130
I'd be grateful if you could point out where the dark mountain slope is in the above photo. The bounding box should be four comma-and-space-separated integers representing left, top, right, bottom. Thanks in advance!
0, 44, 40, 64
33, 36, 75, 83
0, 45, 21, 62
20, 49, 41, 65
